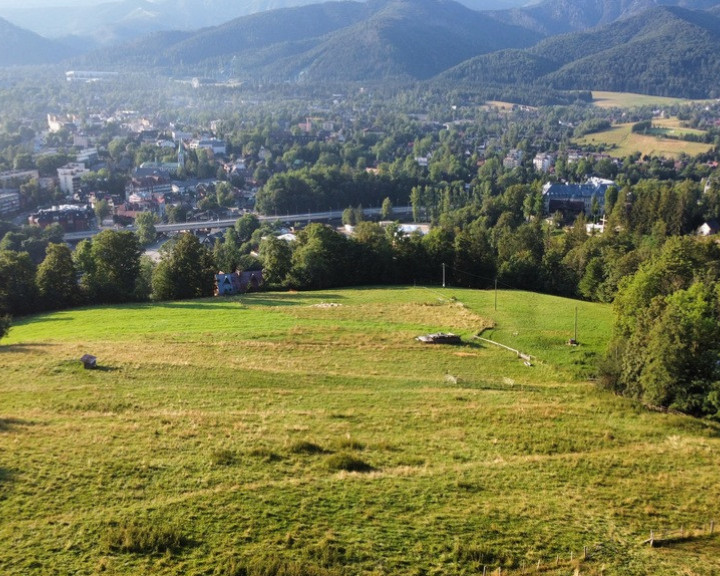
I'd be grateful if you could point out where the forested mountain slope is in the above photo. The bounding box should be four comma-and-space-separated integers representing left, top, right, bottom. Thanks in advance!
492, 0, 720, 35
438, 6, 720, 98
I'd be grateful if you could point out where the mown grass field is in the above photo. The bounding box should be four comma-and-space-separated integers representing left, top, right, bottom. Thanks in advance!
590, 91, 704, 109
574, 121, 713, 159
1, 287, 719, 575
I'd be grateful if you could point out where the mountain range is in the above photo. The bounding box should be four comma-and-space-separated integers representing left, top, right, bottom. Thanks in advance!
2, 0, 720, 100
0, 0, 534, 45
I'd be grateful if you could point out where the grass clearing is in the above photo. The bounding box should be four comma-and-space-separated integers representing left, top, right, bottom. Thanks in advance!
1, 287, 719, 575
590, 91, 706, 109
574, 121, 713, 158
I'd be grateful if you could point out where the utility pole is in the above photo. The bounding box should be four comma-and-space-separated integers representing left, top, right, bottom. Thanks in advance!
442, 263, 446, 288
574, 305, 578, 343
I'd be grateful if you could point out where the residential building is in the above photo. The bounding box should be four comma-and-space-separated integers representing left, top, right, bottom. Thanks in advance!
0, 169, 39, 189
503, 149, 524, 169
126, 174, 173, 201
57, 163, 89, 196
76, 147, 99, 167
533, 153, 555, 172
47, 113, 77, 133
189, 138, 226, 156
28, 204, 94, 232
0, 191, 20, 216
172, 130, 193, 142
215, 270, 263, 295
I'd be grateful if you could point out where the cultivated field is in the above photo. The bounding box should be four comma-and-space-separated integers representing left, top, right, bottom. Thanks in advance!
1, 287, 719, 575
574, 121, 713, 159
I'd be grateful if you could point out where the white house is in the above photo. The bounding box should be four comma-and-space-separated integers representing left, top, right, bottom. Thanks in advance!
57, 163, 89, 195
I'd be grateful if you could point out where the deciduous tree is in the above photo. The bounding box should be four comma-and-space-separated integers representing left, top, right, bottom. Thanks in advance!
152, 233, 216, 301
36, 243, 80, 310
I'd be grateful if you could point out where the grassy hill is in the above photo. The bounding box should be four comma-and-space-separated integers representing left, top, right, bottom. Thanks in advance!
1, 287, 719, 575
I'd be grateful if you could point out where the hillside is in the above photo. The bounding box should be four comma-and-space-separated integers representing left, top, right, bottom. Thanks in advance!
438, 5, 720, 98
0, 17, 77, 66
2, 287, 720, 575
542, 6, 720, 97
79, 0, 542, 81
492, 0, 720, 35
269, 0, 543, 81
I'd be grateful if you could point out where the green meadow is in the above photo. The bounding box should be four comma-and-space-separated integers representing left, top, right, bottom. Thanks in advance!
1, 287, 719, 575
590, 91, 698, 109
574, 121, 713, 159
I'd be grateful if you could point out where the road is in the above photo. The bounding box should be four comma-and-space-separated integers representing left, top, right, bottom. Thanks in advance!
63, 206, 414, 241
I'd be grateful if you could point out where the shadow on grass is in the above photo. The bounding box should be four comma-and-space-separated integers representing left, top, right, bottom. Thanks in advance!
651, 532, 718, 548
17, 316, 74, 327
242, 292, 346, 307
93, 365, 119, 372
0, 467, 14, 485
0, 342, 56, 354
0, 417, 34, 432
152, 300, 243, 310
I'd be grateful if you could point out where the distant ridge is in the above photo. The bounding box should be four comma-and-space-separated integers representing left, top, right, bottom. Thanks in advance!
0, 17, 77, 66
78, 0, 542, 81
0, 0, 534, 45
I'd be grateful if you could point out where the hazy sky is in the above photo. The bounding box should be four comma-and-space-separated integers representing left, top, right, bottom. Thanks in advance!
1, 0, 136, 7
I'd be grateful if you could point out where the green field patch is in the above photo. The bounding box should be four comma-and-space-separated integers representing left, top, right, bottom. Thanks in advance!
591, 91, 706, 109
574, 120, 713, 159
1, 287, 719, 574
